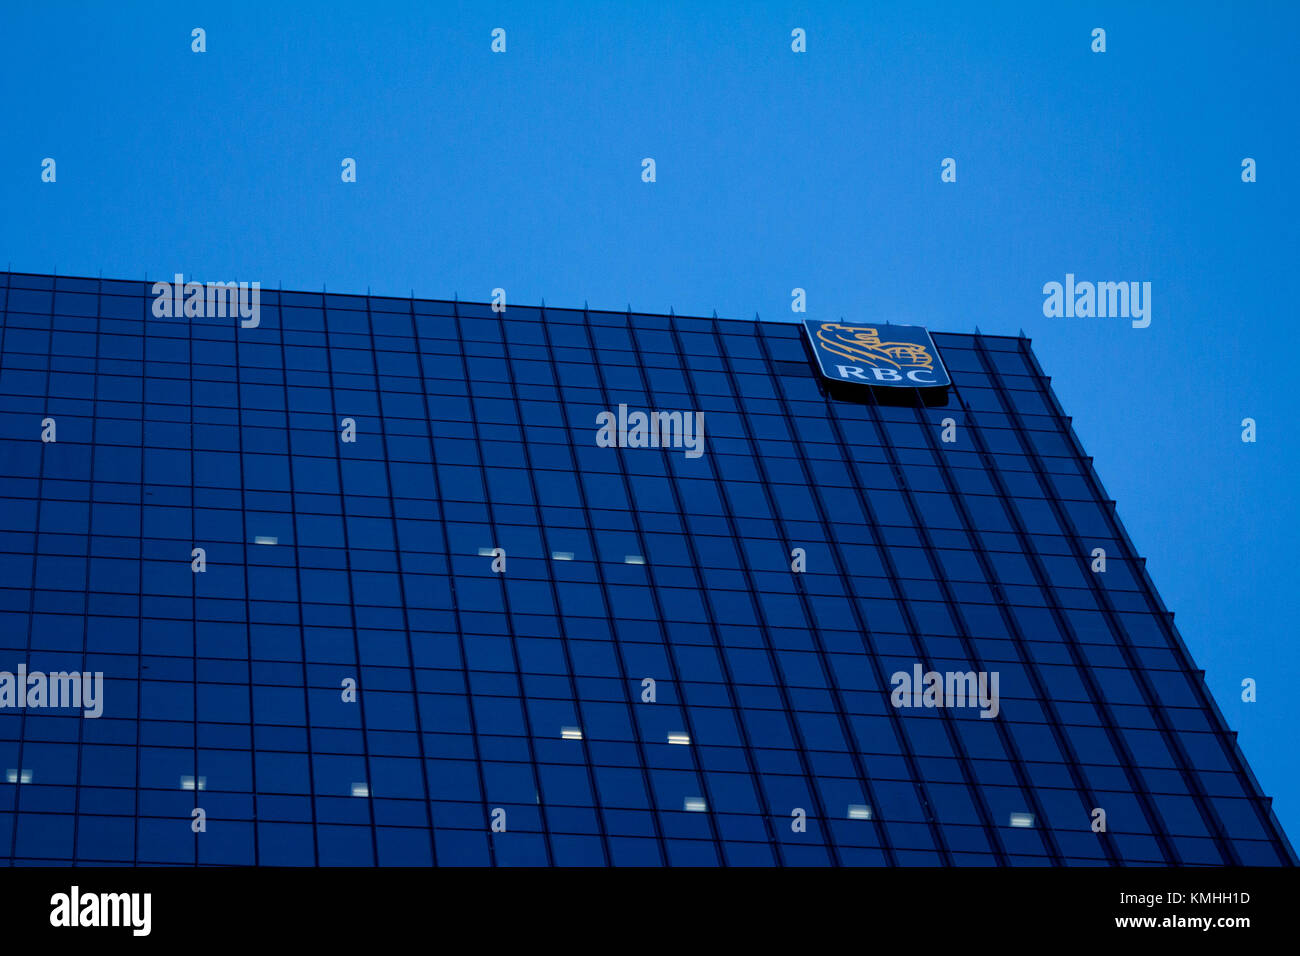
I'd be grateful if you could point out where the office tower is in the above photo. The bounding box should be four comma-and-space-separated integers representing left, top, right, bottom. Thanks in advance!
0, 271, 1291, 865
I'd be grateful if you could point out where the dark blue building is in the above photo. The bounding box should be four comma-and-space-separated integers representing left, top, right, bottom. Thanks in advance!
0, 270, 1292, 866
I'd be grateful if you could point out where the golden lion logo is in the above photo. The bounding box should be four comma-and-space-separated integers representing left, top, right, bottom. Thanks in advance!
814, 323, 934, 370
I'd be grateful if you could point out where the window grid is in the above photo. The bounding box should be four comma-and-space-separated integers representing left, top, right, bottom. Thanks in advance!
0, 271, 1292, 866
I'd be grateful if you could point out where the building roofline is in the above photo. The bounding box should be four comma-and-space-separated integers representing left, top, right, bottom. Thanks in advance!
0, 268, 1028, 343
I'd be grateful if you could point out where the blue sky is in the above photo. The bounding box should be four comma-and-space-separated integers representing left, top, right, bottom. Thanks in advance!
2, 2, 1297, 843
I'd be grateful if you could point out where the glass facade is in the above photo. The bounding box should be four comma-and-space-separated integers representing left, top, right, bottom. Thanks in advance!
0, 270, 1292, 866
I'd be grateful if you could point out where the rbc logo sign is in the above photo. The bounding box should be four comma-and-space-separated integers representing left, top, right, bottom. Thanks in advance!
803, 321, 951, 389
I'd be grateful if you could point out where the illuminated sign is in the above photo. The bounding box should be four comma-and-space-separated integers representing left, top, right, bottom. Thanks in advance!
804, 321, 951, 390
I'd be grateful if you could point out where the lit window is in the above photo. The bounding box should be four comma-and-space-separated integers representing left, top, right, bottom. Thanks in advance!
684, 797, 707, 812
6, 769, 32, 784
1010, 812, 1035, 828
477, 547, 497, 556
552, 551, 575, 561
351, 782, 370, 797
624, 555, 645, 565
561, 726, 583, 740
667, 732, 691, 745
180, 775, 207, 791
254, 535, 278, 546
847, 804, 873, 820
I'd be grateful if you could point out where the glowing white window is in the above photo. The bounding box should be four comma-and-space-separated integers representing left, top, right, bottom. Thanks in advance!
684, 797, 707, 812
667, 732, 691, 745
847, 804, 873, 820
561, 726, 583, 740
1010, 812, 1035, 828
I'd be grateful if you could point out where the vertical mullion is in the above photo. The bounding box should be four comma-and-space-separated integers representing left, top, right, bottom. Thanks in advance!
359, 295, 440, 865
500, 305, 614, 866
447, 302, 556, 866
407, 301, 498, 867
317, 293, 381, 865
269, 288, 320, 866
533, 306, 672, 866
578, 310, 728, 863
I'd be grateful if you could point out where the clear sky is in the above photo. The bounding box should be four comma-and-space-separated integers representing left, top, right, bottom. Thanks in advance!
2, 2, 1296, 843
